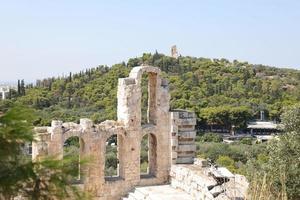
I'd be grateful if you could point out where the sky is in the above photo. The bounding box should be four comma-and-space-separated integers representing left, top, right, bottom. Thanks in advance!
0, 0, 300, 83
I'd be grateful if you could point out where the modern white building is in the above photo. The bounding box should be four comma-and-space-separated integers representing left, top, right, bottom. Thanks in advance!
247, 121, 282, 135
0, 86, 9, 100
0, 85, 16, 100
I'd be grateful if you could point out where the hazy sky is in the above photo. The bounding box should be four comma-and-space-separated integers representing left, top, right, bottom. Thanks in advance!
0, 0, 300, 83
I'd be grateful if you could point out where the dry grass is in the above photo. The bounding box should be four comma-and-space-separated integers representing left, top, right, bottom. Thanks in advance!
246, 173, 288, 200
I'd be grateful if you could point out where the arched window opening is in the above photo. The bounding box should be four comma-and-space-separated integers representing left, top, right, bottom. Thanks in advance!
141, 72, 157, 125
141, 73, 149, 125
63, 136, 84, 183
140, 133, 157, 178
105, 134, 120, 180
140, 134, 149, 174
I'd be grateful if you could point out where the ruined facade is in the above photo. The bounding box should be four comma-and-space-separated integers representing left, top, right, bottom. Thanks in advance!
32, 65, 248, 200
32, 66, 197, 200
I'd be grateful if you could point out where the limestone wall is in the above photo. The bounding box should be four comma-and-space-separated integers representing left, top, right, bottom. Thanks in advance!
32, 65, 247, 200
170, 160, 248, 200
170, 164, 216, 200
32, 66, 172, 200
170, 110, 196, 164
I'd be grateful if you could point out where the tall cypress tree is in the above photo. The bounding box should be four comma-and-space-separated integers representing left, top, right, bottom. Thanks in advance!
69, 72, 72, 82
17, 80, 21, 96
20, 80, 25, 96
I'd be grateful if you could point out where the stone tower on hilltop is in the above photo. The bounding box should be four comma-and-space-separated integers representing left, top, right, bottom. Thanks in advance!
171, 45, 178, 59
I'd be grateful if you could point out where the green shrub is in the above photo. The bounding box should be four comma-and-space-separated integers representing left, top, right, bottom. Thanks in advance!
198, 133, 223, 143
216, 155, 236, 172
240, 138, 253, 145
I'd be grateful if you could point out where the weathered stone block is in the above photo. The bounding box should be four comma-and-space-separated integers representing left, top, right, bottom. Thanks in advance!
80, 118, 93, 129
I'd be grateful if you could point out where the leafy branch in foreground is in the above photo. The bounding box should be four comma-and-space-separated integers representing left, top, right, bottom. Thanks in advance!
246, 104, 300, 200
0, 105, 89, 199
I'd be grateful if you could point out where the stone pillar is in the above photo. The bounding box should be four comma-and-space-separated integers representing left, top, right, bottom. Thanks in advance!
84, 133, 103, 196
155, 77, 171, 180
80, 118, 93, 182
170, 112, 179, 164
48, 120, 64, 159
170, 110, 196, 164
117, 77, 140, 128
32, 127, 50, 161
117, 76, 141, 184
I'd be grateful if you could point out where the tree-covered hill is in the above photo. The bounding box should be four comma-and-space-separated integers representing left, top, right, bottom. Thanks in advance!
2, 53, 300, 129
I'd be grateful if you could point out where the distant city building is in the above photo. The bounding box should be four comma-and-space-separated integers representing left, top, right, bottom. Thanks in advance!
0, 85, 16, 100
171, 45, 178, 58
247, 121, 282, 135
0, 86, 9, 100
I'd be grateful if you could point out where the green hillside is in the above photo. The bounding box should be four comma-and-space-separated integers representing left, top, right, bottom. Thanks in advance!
2, 53, 300, 128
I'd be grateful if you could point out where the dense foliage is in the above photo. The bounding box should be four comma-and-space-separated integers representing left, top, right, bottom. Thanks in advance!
253, 104, 300, 199
0, 105, 88, 199
2, 53, 299, 130
196, 140, 266, 174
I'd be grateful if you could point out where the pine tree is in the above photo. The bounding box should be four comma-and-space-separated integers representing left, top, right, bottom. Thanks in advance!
17, 80, 20, 96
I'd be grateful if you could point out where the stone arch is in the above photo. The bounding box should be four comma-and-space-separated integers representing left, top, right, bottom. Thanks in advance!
99, 124, 126, 181
129, 65, 161, 83
63, 135, 85, 183
63, 130, 81, 142
140, 133, 157, 178
104, 133, 125, 181
130, 66, 161, 125
63, 130, 87, 158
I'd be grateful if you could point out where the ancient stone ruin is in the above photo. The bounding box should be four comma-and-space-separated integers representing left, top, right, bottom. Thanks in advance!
32, 66, 197, 199
32, 65, 247, 200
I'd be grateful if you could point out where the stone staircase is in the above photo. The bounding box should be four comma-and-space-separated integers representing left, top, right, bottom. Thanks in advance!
122, 188, 147, 200
170, 162, 248, 200
122, 185, 193, 200
122, 164, 248, 200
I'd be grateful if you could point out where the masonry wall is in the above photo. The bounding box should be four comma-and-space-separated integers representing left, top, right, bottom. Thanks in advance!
33, 66, 171, 200
170, 110, 197, 164
170, 164, 216, 200
170, 160, 248, 200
